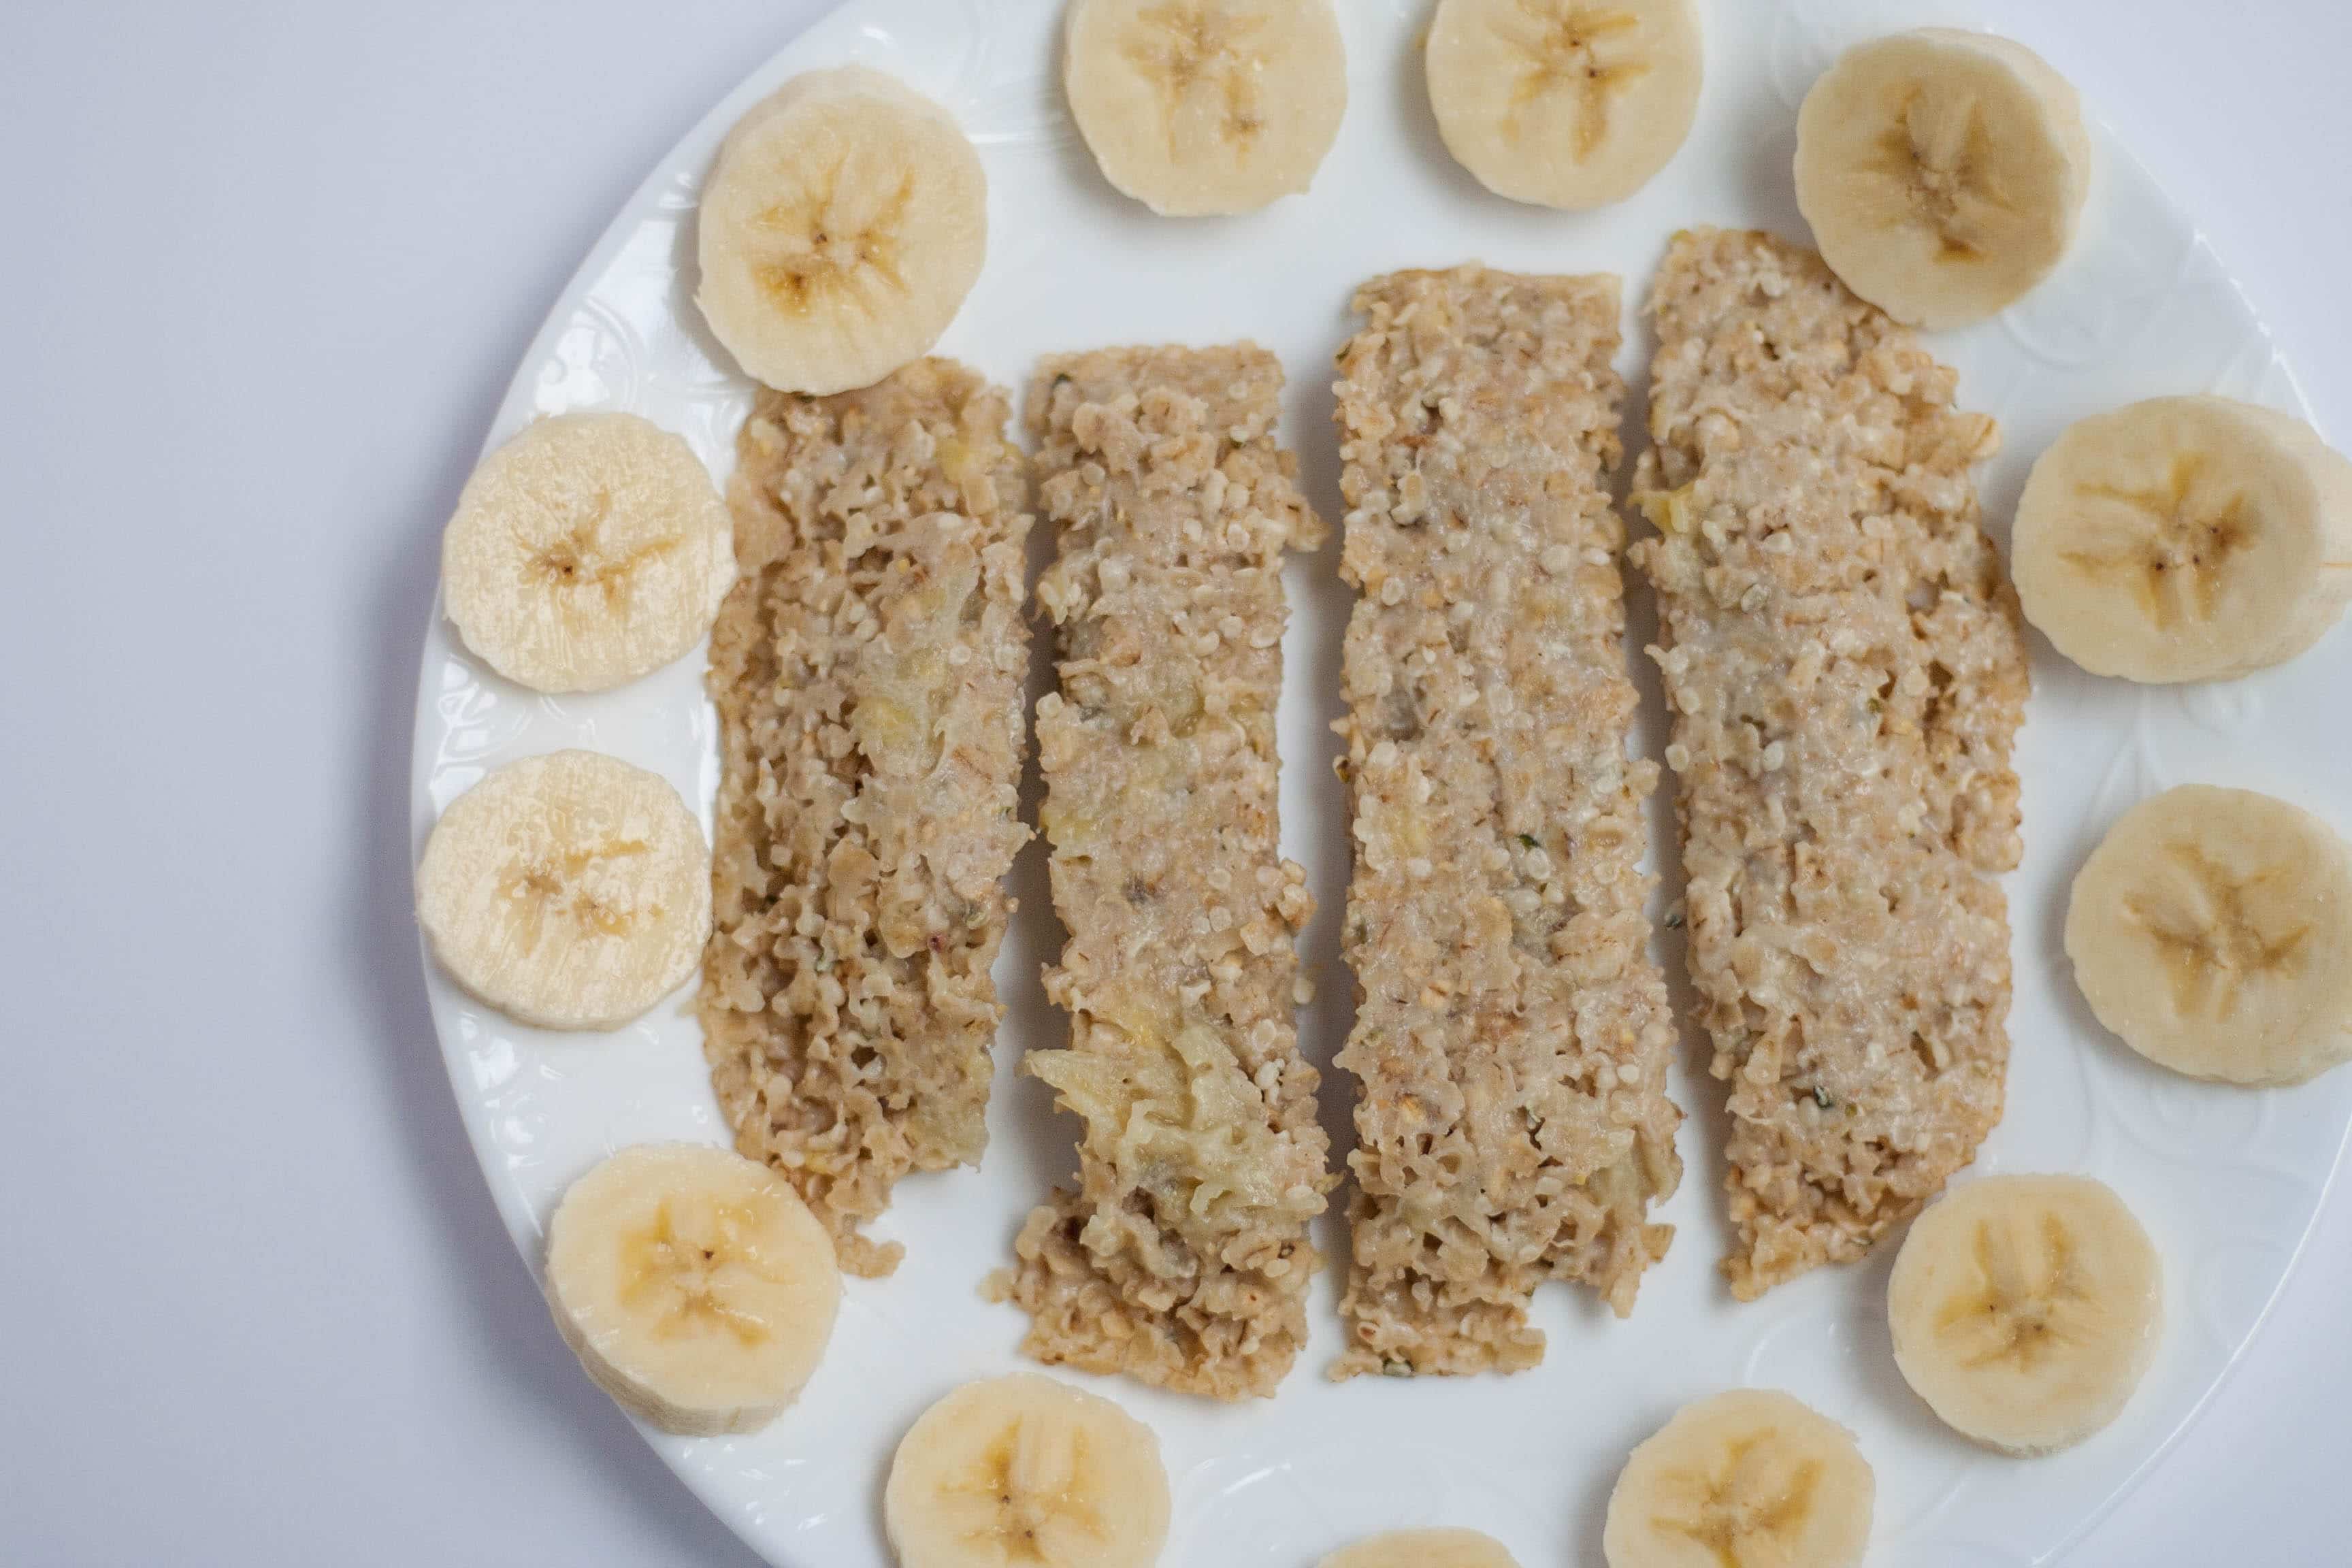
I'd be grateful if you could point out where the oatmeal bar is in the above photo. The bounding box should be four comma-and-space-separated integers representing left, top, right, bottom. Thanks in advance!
1629, 229, 2029, 1298
699, 360, 1032, 1278
1329, 268, 1684, 1379
994, 345, 1333, 1399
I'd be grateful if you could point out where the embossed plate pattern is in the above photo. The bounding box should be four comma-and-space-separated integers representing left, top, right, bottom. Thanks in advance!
410, 1, 2352, 1563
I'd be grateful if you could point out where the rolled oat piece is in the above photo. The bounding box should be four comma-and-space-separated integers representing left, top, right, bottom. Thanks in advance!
1330, 268, 1684, 1380
1629, 228, 2029, 1300
994, 344, 1333, 1401
699, 360, 1032, 1279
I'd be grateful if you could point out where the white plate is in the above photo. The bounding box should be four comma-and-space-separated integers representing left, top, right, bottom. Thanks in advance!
409, 1, 2352, 1563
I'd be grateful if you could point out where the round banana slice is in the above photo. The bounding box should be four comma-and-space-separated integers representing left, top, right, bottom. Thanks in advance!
1426, 0, 1701, 211
544, 1143, 840, 1436
2067, 785, 2352, 1085
1602, 1389, 1872, 1568
1795, 29, 2089, 330
2012, 396, 2352, 683
1064, 0, 1348, 216
415, 750, 710, 1031
442, 412, 736, 694
1888, 1175, 2162, 1454
885, 1373, 1171, 1568
697, 66, 986, 395
1320, 1529, 1520, 1568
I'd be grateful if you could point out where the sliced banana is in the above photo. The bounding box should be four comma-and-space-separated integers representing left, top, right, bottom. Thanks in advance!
1425, 0, 1702, 211
1889, 1175, 2162, 1454
441, 412, 735, 693
885, 1373, 1171, 1568
2012, 396, 2352, 683
697, 66, 986, 395
2067, 785, 2352, 1085
1795, 28, 2089, 329
1064, 0, 1348, 216
1320, 1529, 1520, 1568
544, 1143, 840, 1436
415, 750, 710, 1031
1603, 1389, 1872, 1568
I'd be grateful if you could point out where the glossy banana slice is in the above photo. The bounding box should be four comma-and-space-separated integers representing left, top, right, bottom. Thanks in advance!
885, 1373, 1170, 1568
441, 413, 735, 693
1426, 0, 1702, 210
1320, 1529, 1520, 1568
544, 1143, 840, 1435
2013, 396, 2352, 683
1603, 1389, 1872, 1568
1795, 29, 2088, 329
2067, 784, 2352, 1084
415, 750, 710, 1030
1064, 0, 1348, 216
697, 67, 986, 395
1888, 1175, 2161, 1454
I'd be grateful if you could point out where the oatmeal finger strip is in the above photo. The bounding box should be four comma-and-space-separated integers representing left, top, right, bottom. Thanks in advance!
1629, 229, 2029, 1301
995, 344, 1333, 1401
1330, 268, 1684, 1381
699, 360, 1032, 1279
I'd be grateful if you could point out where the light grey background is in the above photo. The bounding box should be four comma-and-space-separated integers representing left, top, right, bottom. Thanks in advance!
2, 1, 2345, 1563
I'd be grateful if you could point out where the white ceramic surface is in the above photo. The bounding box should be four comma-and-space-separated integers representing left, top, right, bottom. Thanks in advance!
408, 1, 2352, 1564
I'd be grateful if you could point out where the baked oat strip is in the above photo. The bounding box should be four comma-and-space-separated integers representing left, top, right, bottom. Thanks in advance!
1330, 267, 1684, 1379
699, 360, 1032, 1278
991, 344, 1333, 1401
1629, 229, 2029, 1300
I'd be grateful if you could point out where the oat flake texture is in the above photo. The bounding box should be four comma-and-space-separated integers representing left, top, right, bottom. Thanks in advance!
1629, 228, 2029, 1298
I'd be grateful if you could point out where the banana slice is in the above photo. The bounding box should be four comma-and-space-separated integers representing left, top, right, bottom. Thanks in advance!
1425, 0, 1703, 211
1602, 1390, 1872, 1568
1320, 1529, 1520, 1568
2012, 396, 2352, 683
697, 67, 986, 395
1888, 1175, 2162, 1454
1064, 0, 1348, 216
441, 412, 736, 693
885, 1374, 1171, 1568
415, 750, 710, 1031
2067, 784, 2352, 1085
1795, 29, 2089, 329
544, 1143, 840, 1436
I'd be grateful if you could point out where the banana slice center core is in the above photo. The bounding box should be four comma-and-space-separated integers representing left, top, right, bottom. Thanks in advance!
1126, 3, 1271, 159
2125, 843, 2313, 1017
504, 833, 656, 945
525, 500, 683, 603
1935, 1213, 2095, 1371
1652, 1436, 1821, 1567
1874, 88, 2006, 258
619, 1196, 784, 1348
949, 1417, 1109, 1562
1494, 4, 1648, 155
751, 172, 915, 318
2061, 457, 2257, 628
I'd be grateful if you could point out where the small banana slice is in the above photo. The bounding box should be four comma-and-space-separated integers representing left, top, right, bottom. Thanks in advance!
1064, 0, 1348, 216
2067, 785, 2352, 1085
1320, 1529, 1520, 1568
442, 413, 735, 693
544, 1143, 840, 1436
885, 1374, 1171, 1568
697, 67, 986, 395
2012, 396, 2352, 683
1603, 1390, 1872, 1568
1795, 29, 2089, 329
1888, 1175, 2162, 1454
415, 750, 710, 1031
1425, 0, 1703, 211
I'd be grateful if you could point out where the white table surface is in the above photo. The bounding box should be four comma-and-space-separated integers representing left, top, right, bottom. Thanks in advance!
3, 1, 2345, 1562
